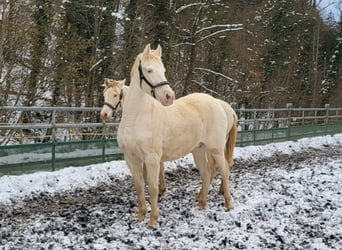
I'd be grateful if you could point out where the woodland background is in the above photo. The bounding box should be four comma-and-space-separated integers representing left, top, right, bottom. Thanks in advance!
0, 0, 341, 110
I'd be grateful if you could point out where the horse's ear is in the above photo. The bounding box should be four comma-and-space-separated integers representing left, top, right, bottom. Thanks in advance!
118, 79, 125, 88
143, 44, 151, 55
103, 78, 110, 87
155, 44, 162, 57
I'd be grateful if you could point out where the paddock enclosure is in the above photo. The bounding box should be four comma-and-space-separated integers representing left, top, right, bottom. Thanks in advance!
0, 105, 341, 175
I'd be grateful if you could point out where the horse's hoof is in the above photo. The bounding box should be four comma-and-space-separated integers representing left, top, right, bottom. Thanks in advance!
148, 219, 157, 228
159, 188, 166, 197
198, 200, 207, 209
137, 213, 145, 222
225, 203, 233, 211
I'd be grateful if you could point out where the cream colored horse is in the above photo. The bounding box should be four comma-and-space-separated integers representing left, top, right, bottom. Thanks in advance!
118, 44, 237, 227
100, 78, 238, 195
101, 78, 167, 196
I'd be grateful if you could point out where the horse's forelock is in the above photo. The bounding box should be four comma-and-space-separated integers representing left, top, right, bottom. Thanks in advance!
103, 84, 113, 94
103, 84, 119, 98
130, 50, 163, 80
145, 50, 161, 62
103, 79, 121, 94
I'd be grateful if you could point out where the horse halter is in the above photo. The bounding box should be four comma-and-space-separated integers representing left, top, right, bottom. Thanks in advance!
103, 89, 123, 115
138, 60, 170, 98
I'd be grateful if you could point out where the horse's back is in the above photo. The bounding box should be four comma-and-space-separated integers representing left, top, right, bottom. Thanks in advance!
179, 93, 232, 122
216, 99, 237, 128
175, 93, 222, 112
174, 92, 228, 135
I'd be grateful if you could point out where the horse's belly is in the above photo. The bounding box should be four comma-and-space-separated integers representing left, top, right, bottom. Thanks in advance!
161, 137, 199, 161
161, 150, 192, 161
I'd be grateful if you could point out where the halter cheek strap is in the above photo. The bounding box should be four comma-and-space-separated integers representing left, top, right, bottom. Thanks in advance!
138, 61, 170, 98
103, 89, 123, 116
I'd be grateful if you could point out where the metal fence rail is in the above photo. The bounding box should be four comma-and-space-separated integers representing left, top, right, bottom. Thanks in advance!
236, 104, 342, 146
1, 105, 342, 175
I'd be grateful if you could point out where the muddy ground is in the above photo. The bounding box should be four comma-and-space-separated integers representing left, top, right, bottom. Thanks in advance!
0, 145, 341, 249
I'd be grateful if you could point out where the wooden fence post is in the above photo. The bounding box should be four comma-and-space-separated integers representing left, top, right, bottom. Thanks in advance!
287, 103, 293, 139
325, 104, 330, 135
253, 110, 257, 145
102, 121, 106, 162
51, 110, 56, 171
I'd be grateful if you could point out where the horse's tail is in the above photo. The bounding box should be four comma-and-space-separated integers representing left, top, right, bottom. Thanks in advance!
225, 112, 238, 168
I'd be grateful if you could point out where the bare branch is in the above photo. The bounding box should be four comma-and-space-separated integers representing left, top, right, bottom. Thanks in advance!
191, 79, 223, 97
195, 27, 243, 44
89, 56, 107, 72
195, 24, 243, 35
175, 3, 205, 14
193, 67, 239, 84
172, 42, 196, 48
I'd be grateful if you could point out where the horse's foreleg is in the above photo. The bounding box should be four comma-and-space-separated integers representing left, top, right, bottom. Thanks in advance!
210, 150, 233, 210
145, 154, 161, 227
192, 147, 211, 209
126, 157, 146, 221
143, 162, 166, 196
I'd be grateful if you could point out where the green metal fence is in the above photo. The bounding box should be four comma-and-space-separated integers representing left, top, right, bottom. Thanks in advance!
0, 139, 122, 175
1, 105, 342, 175
236, 104, 342, 146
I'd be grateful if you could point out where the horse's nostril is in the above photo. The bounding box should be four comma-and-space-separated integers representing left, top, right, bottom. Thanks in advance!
101, 113, 107, 119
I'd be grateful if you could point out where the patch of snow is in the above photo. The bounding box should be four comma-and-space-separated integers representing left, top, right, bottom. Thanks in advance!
0, 134, 341, 204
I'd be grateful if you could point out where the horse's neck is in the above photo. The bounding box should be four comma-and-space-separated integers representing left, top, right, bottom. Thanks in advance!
122, 77, 153, 118
122, 85, 129, 103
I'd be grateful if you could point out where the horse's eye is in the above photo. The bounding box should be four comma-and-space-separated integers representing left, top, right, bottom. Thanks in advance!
113, 94, 117, 98
147, 69, 153, 73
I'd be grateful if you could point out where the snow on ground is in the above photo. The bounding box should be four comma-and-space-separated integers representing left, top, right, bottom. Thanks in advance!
0, 134, 341, 249
1, 134, 341, 204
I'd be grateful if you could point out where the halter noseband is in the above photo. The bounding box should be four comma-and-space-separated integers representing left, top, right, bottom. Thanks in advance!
138, 61, 170, 98
103, 89, 123, 115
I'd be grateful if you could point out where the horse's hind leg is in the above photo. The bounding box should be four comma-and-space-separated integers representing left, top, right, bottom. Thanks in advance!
125, 156, 147, 222
207, 154, 228, 196
192, 147, 211, 209
159, 162, 166, 196
209, 149, 233, 210
207, 153, 217, 183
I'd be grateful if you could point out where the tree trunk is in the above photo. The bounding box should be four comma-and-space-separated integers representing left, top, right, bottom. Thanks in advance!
25, 0, 50, 106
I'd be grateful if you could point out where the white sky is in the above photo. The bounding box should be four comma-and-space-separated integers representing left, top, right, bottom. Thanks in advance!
319, 0, 341, 20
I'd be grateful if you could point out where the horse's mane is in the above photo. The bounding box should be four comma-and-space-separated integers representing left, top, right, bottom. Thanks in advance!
130, 54, 141, 80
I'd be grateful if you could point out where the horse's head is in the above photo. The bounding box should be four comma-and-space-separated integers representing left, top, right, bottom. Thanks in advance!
132, 44, 175, 106
100, 78, 125, 121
